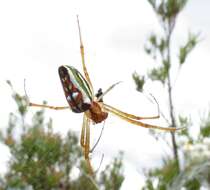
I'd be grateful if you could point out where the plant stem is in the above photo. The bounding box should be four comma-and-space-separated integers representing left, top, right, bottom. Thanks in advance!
166, 29, 180, 170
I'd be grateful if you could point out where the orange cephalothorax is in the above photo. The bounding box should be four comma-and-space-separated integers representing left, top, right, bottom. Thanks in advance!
86, 101, 108, 124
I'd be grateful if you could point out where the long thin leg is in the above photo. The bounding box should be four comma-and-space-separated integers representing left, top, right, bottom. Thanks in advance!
90, 121, 105, 153
81, 114, 94, 175
24, 80, 69, 110
81, 115, 104, 175
29, 102, 69, 110
97, 81, 122, 101
84, 118, 90, 159
103, 105, 182, 132
103, 103, 159, 120
77, 15, 94, 97
84, 118, 94, 175
80, 114, 87, 147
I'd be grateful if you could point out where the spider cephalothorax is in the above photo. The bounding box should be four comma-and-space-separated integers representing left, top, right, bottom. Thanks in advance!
86, 101, 108, 124
28, 16, 182, 175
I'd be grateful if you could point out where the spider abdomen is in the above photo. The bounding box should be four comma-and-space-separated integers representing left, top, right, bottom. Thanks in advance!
58, 65, 93, 113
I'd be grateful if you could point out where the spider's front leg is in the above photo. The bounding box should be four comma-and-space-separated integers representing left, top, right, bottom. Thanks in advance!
77, 16, 94, 97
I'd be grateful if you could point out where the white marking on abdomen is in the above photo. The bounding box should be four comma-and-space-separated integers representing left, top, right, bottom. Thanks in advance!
72, 92, 79, 99
67, 96, 72, 101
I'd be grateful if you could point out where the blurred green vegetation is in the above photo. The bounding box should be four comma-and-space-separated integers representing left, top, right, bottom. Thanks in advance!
0, 81, 124, 190
133, 0, 210, 189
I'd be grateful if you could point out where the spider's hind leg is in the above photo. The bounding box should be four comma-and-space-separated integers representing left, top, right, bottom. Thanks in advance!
24, 79, 69, 110
103, 103, 159, 120
29, 102, 69, 110
103, 104, 180, 132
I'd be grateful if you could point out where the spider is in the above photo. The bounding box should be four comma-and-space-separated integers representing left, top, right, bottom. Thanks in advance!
28, 16, 180, 175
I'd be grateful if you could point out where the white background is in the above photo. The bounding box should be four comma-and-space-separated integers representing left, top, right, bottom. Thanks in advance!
0, 0, 210, 189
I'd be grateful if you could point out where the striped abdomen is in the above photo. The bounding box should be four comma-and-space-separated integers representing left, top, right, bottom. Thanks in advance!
58, 65, 93, 113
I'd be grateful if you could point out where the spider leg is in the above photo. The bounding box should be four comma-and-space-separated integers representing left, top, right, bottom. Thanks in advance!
103, 103, 159, 120
80, 114, 87, 147
77, 15, 94, 97
84, 117, 90, 158
103, 105, 181, 132
81, 114, 94, 175
97, 81, 122, 101
24, 79, 69, 110
29, 102, 69, 110
90, 121, 105, 153
81, 114, 104, 174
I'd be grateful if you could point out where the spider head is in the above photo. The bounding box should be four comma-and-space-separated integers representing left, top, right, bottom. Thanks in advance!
95, 88, 103, 102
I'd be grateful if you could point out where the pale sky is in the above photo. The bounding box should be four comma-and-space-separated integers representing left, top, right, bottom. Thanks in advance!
0, 0, 210, 189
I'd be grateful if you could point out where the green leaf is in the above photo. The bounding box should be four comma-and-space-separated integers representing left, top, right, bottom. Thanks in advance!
7, 80, 28, 117
170, 162, 210, 190
132, 72, 145, 92
149, 0, 188, 20
159, 38, 166, 54
179, 32, 200, 65
142, 159, 179, 190
200, 111, 210, 138
148, 66, 168, 84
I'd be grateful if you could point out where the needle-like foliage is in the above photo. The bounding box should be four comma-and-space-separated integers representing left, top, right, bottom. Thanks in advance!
132, 0, 210, 189
0, 81, 124, 190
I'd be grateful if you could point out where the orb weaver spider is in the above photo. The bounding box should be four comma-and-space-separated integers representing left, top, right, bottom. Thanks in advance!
28, 16, 181, 175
